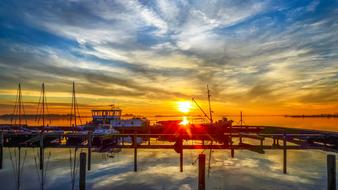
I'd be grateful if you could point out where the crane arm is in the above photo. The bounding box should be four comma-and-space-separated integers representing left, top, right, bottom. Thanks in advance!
192, 98, 211, 122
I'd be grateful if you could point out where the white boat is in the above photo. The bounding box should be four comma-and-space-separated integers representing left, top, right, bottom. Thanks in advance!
91, 105, 149, 128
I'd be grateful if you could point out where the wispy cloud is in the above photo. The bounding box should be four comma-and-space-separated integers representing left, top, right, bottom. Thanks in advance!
0, 0, 337, 114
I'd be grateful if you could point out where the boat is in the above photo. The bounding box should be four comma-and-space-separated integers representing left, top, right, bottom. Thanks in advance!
87, 105, 150, 132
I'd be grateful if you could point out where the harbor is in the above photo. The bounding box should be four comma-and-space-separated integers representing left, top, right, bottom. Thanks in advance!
1, 1, 338, 188
0, 83, 337, 190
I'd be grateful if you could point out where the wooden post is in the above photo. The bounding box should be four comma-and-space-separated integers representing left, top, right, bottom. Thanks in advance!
0, 131, 3, 169
327, 154, 336, 190
79, 152, 86, 190
40, 134, 44, 170
230, 129, 234, 158
231, 148, 234, 158
283, 134, 287, 174
180, 149, 183, 172
198, 154, 206, 190
87, 131, 92, 171
134, 134, 137, 172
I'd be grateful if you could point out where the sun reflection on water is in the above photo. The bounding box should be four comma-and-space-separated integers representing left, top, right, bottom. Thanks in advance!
179, 116, 189, 126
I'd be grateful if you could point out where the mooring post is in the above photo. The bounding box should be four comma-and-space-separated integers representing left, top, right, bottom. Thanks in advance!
327, 154, 336, 190
40, 134, 44, 170
134, 133, 137, 172
231, 148, 234, 158
87, 131, 92, 171
180, 148, 183, 172
79, 152, 86, 190
198, 154, 206, 190
0, 131, 3, 169
283, 134, 287, 174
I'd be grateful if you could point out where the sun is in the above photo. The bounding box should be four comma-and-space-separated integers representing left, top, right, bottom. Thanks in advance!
177, 101, 192, 113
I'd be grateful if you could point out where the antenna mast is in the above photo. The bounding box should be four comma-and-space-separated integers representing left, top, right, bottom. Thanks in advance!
207, 85, 213, 125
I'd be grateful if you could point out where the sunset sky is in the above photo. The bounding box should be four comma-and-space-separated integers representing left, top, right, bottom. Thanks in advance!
0, 0, 337, 116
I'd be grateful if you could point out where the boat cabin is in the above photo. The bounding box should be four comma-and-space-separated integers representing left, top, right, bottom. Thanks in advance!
92, 108, 122, 124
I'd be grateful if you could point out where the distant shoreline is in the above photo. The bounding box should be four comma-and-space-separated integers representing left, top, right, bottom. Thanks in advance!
0, 114, 91, 120
284, 114, 338, 118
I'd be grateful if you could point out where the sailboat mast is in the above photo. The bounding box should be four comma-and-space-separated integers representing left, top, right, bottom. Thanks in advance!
18, 83, 22, 126
42, 83, 45, 128
73, 82, 77, 127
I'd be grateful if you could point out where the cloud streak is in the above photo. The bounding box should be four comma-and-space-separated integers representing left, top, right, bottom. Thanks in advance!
0, 0, 337, 114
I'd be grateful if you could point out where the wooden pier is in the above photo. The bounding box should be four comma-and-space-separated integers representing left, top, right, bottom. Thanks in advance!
0, 125, 337, 190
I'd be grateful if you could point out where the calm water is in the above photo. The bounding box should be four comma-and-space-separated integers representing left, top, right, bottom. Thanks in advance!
0, 116, 337, 189
0, 146, 337, 190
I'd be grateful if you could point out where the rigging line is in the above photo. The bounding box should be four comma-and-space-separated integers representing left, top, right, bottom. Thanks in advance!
35, 85, 43, 123
207, 140, 213, 178
33, 156, 42, 188
12, 85, 20, 125
17, 147, 21, 190
191, 141, 212, 165
70, 84, 73, 128
71, 148, 78, 190
75, 97, 82, 125
192, 98, 211, 122
35, 154, 41, 183
18, 84, 22, 126
19, 150, 27, 185
44, 152, 51, 180
20, 86, 27, 125
9, 148, 18, 183
43, 86, 51, 125
69, 149, 73, 184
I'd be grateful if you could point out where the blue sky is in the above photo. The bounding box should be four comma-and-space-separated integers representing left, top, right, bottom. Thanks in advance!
0, 0, 337, 115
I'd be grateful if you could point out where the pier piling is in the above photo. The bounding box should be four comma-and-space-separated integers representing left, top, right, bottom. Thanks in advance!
180, 149, 183, 172
198, 154, 206, 190
0, 131, 3, 169
134, 134, 137, 172
283, 134, 287, 174
87, 131, 92, 171
79, 152, 86, 190
327, 154, 336, 190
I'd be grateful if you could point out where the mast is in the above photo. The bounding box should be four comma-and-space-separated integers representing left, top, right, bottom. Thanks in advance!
12, 83, 27, 127
42, 83, 45, 128
36, 83, 49, 132
70, 82, 81, 132
207, 85, 213, 125
18, 84, 21, 126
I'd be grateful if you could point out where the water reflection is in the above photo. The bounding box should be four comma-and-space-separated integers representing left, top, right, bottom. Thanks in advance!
0, 146, 337, 190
